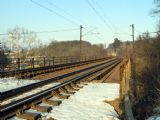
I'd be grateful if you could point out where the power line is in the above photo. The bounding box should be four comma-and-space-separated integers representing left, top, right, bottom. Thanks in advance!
46, 0, 100, 35
82, 27, 97, 36
31, 0, 104, 42
46, 1, 79, 20
33, 28, 79, 34
134, 28, 160, 34
0, 28, 79, 36
91, 0, 136, 38
30, 0, 79, 26
92, 0, 116, 31
85, 0, 114, 33
46, 0, 87, 26
45, 0, 106, 41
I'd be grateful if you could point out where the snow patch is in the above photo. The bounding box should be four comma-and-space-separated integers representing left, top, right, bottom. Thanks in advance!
8, 83, 120, 120
0, 82, 60, 105
147, 116, 160, 120
147, 107, 160, 120
0, 77, 40, 92
45, 83, 120, 120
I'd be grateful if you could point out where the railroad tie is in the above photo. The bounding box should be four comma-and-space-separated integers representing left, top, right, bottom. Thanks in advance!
69, 84, 80, 91
52, 91, 70, 99
70, 83, 76, 87
42, 99, 62, 106
52, 91, 61, 97
64, 86, 76, 94
76, 83, 83, 88
58, 87, 68, 94
58, 87, 75, 94
68, 84, 79, 91
47, 117, 57, 120
78, 85, 83, 88
65, 90, 75, 94
58, 93, 70, 99
75, 83, 84, 88
16, 110, 41, 120
65, 85, 75, 91
77, 79, 88, 85
31, 104, 52, 112
79, 81, 88, 85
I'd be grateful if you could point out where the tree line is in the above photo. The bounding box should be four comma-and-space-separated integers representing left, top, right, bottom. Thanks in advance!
22, 40, 108, 58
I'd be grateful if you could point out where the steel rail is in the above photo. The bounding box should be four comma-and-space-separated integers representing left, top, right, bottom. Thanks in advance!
0, 57, 117, 101
0, 58, 121, 119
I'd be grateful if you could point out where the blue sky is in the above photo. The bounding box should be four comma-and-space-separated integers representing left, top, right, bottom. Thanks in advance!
0, 0, 158, 46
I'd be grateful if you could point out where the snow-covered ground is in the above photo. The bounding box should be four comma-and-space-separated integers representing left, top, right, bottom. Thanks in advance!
0, 77, 40, 92
10, 83, 119, 120
45, 83, 120, 120
0, 82, 60, 105
0, 77, 60, 105
4, 77, 159, 120
7, 81, 120, 120
147, 116, 160, 120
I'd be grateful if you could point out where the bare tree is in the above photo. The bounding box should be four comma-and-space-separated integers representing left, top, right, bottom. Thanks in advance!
8, 26, 22, 57
152, 0, 160, 15
8, 26, 41, 58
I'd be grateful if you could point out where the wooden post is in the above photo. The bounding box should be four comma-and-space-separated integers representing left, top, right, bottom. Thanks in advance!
48, 58, 50, 66
17, 58, 20, 70
66, 56, 68, 63
32, 58, 34, 68
44, 57, 45, 67
53, 57, 55, 65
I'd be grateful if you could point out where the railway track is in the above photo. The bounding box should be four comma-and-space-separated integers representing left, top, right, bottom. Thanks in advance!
0, 57, 112, 79
0, 57, 116, 101
0, 57, 122, 120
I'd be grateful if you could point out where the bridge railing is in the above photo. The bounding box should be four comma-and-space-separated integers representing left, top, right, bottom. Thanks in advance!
1, 56, 106, 71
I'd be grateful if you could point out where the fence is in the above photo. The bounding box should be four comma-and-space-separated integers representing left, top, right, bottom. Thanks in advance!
1, 56, 100, 71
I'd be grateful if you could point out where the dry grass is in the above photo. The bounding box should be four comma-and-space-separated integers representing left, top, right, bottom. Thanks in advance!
104, 98, 123, 117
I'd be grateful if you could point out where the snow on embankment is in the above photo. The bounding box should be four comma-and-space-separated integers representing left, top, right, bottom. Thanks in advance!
0, 77, 39, 92
148, 116, 160, 120
147, 107, 160, 120
2, 78, 120, 120
46, 83, 120, 120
